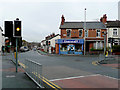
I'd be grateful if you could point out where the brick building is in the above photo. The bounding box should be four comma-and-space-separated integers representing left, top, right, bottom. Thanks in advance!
55, 15, 107, 55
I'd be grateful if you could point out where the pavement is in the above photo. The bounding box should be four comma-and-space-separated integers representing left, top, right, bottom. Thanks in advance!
2, 53, 38, 89
51, 74, 119, 88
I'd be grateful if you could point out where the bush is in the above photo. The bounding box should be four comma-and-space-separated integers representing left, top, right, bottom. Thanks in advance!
90, 48, 104, 51
113, 45, 120, 52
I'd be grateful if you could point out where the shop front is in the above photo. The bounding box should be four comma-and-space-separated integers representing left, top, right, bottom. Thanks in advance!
55, 39, 84, 55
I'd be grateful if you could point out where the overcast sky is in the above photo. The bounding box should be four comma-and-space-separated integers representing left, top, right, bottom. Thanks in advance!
0, 0, 119, 42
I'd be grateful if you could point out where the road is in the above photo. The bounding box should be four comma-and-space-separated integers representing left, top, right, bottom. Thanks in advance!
18, 50, 118, 80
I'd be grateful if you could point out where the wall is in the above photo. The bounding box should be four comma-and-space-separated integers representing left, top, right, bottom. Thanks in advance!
49, 35, 60, 48
107, 27, 120, 47
61, 29, 106, 38
118, 1, 120, 20
0, 30, 2, 52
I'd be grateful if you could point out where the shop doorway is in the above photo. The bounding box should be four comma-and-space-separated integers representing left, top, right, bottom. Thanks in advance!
67, 44, 75, 54
86, 41, 90, 51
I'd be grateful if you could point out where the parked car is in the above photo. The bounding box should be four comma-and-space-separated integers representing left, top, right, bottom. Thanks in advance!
20, 46, 29, 52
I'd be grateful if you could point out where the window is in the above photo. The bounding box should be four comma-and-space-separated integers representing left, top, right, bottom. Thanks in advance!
79, 29, 82, 37
85, 30, 88, 37
96, 30, 100, 37
113, 29, 117, 36
66, 29, 71, 37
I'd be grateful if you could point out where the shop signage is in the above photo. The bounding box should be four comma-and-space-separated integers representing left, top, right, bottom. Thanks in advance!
63, 40, 80, 43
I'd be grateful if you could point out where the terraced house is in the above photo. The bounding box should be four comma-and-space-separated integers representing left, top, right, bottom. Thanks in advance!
55, 15, 107, 55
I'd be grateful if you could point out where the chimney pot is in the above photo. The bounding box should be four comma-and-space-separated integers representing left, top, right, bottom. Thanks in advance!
61, 15, 65, 25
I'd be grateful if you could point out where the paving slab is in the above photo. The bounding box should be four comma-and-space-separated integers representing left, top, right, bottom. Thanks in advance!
2, 55, 38, 88
51, 74, 119, 88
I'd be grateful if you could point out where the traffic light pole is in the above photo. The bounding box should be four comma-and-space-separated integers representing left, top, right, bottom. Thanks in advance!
16, 38, 18, 72
104, 34, 106, 55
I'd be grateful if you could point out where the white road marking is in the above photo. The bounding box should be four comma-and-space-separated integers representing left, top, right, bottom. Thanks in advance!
98, 74, 119, 80
50, 74, 100, 81
50, 74, 119, 81
6, 75, 16, 78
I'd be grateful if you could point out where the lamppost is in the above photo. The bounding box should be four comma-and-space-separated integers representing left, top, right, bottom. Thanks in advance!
84, 8, 86, 55
103, 31, 107, 55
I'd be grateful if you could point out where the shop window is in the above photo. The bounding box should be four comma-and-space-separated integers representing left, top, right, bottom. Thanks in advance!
60, 44, 67, 51
75, 44, 82, 52
79, 29, 82, 37
96, 30, 100, 37
66, 29, 71, 37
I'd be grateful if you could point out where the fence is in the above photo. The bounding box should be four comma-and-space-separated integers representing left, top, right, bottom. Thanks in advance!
24, 59, 43, 88
3, 52, 62, 89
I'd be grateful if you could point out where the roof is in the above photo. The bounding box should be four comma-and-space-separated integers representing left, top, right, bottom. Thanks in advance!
0, 27, 3, 32
60, 22, 106, 29
106, 21, 120, 28
48, 34, 60, 40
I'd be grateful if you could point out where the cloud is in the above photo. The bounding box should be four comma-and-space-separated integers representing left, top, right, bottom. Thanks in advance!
0, 0, 120, 3
0, 1, 118, 42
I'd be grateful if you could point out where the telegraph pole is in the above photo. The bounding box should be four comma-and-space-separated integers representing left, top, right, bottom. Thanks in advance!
84, 8, 86, 55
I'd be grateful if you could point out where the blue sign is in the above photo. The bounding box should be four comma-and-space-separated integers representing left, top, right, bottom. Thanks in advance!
56, 39, 84, 44
63, 40, 80, 43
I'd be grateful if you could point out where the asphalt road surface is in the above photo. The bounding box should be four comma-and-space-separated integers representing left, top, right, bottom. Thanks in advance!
18, 50, 118, 80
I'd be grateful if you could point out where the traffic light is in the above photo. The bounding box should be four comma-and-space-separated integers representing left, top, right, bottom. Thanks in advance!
46, 41, 48, 46
108, 37, 111, 43
48, 41, 50, 46
5, 21, 13, 37
14, 20, 21, 37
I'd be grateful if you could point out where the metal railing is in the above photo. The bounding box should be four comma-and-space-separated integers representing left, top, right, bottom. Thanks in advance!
24, 59, 43, 88
2, 52, 62, 89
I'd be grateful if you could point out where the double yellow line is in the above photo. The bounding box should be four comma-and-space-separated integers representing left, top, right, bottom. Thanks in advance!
32, 72, 62, 89
18, 60, 26, 68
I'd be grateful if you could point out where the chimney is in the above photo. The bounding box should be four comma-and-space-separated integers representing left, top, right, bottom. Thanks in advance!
100, 17, 103, 22
102, 14, 107, 24
61, 15, 65, 25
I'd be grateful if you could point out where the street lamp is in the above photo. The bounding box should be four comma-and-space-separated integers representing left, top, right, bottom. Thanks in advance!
102, 31, 107, 55
84, 8, 87, 55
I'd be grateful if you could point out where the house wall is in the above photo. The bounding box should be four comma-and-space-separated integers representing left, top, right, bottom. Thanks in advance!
118, 1, 120, 20
49, 35, 60, 48
71, 29, 79, 38
55, 44, 59, 54
0, 30, 2, 52
107, 27, 120, 47
61, 29, 106, 38
2, 35, 5, 46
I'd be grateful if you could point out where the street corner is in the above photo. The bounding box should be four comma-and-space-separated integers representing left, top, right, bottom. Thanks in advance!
2, 67, 25, 72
